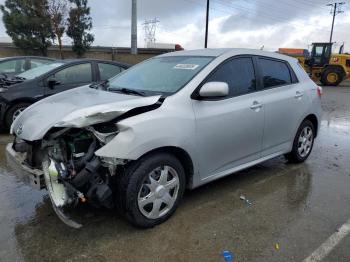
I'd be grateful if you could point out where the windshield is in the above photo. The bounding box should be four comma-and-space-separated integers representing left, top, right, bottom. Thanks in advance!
108, 56, 213, 95
17, 62, 64, 80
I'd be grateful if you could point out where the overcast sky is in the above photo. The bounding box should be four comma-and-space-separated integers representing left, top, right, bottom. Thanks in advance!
0, 0, 349, 52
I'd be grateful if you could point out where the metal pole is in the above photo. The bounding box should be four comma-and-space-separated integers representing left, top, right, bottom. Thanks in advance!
204, 0, 209, 48
330, 3, 337, 43
131, 0, 137, 54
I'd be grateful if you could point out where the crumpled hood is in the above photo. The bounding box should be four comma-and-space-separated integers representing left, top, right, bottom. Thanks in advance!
11, 85, 161, 141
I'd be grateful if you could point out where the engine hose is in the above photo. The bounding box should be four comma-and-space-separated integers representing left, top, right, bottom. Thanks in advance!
71, 157, 101, 188
73, 136, 97, 171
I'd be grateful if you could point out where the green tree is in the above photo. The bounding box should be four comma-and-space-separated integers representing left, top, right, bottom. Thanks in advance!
66, 0, 94, 57
0, 0, 53, 56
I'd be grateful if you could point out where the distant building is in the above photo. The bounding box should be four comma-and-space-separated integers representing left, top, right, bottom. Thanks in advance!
146, 42, 184, 51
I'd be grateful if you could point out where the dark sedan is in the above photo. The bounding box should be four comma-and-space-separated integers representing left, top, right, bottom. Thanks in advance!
0, 59, 130, 129
0, 56, 56, 78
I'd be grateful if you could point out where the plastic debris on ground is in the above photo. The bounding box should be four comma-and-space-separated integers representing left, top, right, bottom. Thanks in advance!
275, 243, 280, 251
239, 195, 252, 205
222, 250, 234, 262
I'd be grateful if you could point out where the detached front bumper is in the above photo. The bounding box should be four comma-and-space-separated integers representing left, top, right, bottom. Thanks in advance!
6, 143, 45, 190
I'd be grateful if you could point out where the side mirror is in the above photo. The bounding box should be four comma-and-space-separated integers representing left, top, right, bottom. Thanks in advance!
198, 82, 229, 98
47, 78, 61, 89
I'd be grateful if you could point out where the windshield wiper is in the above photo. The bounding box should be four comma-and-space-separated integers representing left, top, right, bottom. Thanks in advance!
90, 80, 109, 90
110, 87, 145, 96
13, 76, 26, 80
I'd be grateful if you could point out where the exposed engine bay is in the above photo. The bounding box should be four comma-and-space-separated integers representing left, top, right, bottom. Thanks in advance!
15, 126, 125, 228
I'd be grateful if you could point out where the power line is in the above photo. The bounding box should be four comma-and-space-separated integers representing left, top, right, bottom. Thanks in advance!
327, 2, 345, 43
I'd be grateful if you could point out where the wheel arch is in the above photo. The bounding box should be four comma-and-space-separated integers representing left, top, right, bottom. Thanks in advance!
303, 114, 319, 137
136, 146, 195, 188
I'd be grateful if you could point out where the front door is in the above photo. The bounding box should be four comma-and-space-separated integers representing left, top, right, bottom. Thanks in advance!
192, 57, 264, 181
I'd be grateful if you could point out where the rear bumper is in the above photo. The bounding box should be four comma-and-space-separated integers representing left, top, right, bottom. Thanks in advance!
6, 143, 45, 190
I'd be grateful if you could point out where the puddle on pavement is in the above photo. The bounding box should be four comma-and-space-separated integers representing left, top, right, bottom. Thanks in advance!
0, 113, 349, 261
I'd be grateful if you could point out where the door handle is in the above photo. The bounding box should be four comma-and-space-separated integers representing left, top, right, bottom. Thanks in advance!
250, 101, 263, 110
295, 91, 303, 99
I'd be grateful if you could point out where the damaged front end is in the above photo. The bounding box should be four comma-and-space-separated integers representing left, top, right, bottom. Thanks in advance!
7, 86, 165, 227
40, 126, 123, 228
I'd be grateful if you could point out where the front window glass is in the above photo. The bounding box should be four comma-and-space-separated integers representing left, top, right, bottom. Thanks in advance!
108, 56, 213, 95
17, 62, 64, 79
206, 57, 256, 97
52, 63, 92, 84
315, 46, 323, 56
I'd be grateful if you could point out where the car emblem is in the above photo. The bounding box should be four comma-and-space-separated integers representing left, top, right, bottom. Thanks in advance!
16, 124, 23, 135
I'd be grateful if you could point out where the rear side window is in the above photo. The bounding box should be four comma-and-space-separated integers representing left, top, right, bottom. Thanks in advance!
259, 58, 292, 88
98, 63, 123, 81
206, 57, 256, 97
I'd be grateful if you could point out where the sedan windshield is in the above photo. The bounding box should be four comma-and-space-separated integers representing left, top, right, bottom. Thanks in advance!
17, 62, 64, 80
108, 56, 213, 95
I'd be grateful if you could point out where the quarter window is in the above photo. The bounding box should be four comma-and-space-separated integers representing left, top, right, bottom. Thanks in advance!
259, 58, 292, 88
53, 63, 92, 84
98, 63, 123, 81
205, 57, 256, 97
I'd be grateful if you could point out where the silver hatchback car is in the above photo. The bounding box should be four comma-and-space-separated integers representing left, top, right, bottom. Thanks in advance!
8, 49, 322, 228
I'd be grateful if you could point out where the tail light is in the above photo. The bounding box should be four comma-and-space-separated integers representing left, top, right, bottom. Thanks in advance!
317, 86, 322, 98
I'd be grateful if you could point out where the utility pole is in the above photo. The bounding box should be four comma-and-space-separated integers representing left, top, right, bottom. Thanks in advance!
204, 0, 209, 48
131, 0, 137, 54
327, 2, 345, 44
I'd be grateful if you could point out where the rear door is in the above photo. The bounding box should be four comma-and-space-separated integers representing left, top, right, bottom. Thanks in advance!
192, 56, 265, 180
256, 57, 307, 156
44, 62, 93, 96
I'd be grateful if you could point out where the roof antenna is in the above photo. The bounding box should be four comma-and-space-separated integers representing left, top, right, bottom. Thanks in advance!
260, 45, 264, 50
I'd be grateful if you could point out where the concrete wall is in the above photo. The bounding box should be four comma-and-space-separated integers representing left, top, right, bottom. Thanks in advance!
0, 43, 174, 64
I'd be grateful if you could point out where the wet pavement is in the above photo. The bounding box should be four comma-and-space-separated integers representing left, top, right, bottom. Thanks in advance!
1, 82, 350, 262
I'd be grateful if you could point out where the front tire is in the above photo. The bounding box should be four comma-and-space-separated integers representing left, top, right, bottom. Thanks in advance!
5, 103, 31, 129
116, 152, 186, 228
285, 120, 315, 163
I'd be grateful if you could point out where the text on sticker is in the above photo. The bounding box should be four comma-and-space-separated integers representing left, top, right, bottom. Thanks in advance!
173, 64, 199, 70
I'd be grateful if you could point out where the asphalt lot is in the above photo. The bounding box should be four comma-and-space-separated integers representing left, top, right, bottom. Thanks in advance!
1, 82, 350, 262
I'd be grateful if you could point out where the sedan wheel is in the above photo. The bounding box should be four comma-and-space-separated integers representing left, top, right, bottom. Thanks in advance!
297, 126, 313, 158
12, 107, 26, 122
285, 119, 315, 163
138, 165, 180, 219
117, 152, 185, 228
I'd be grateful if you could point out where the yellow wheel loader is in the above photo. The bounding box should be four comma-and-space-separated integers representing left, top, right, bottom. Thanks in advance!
279, 43, 350, 86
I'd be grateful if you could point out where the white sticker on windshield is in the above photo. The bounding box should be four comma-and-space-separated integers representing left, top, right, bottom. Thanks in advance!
173, 64, 199, 70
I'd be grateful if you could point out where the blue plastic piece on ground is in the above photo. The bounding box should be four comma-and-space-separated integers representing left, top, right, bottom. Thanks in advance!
222, 250, 234, 262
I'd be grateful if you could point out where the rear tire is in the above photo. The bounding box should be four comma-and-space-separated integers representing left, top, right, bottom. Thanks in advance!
5, 103, 30, 129
321, 67, 343, 86
116, 152, 186, 228
285, 120, 315, 163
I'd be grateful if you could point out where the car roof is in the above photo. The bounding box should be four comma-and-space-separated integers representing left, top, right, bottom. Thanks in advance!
60, 58, 131, 68
159, 48, 298, 63
0, 56, 56, 61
